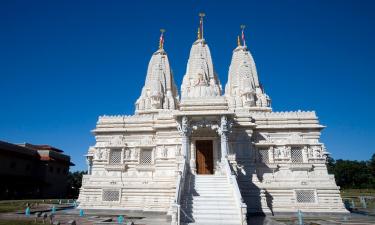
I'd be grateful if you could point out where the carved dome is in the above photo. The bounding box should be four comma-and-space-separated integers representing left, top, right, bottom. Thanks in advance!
181, 39, 222, 99
225, 45, 270, 109
135, 49, 179, 112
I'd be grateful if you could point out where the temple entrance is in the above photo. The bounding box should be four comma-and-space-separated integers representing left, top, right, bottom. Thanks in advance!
195, 140, 214, 174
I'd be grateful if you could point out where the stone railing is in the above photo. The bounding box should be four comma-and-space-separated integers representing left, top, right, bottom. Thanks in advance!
223, 158, 247, 225
170, 160, 187, 225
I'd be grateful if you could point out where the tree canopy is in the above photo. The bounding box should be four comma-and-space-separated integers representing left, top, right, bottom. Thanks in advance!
328, 153, 375, 189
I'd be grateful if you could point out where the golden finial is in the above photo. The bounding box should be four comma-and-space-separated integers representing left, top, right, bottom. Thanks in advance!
240, 25, 246, 46
237, 35, 241, 47
159, 29, 165, 50
198, 12, 205, 39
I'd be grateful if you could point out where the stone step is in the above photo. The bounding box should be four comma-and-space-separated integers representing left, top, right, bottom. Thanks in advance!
195, 175, 226, 178
194, 185, 230, 188
191, 192, 232, 196
192, 213, 241, 221
182, 202, 237, 209
193, 185, 231, 189
181, 175, 242, 225
194, 179, 228, 182
182, 202, 237, 208
190, 195, 234, 200
183, 208, 239, 214
185, 223, 241, 225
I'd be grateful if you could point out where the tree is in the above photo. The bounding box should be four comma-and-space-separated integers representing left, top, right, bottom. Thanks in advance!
66, 171, 86, 199
326, 155, 335, 174
370, 153, 375, 177
332, 159, 373, 189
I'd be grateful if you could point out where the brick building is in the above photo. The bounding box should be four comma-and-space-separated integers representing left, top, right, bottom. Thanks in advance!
0, 140, 74, 199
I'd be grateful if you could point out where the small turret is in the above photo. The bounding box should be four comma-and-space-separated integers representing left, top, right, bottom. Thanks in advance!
225, 26, 270, 109
181, 13, 222, 99
135, 30, 179, 113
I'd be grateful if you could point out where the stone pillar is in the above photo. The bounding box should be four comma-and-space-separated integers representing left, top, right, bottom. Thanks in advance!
190, 140, 196, 174
269, 146, 274, 163
219, 115, 230, 161
302, 146, 308, 163
180, 116, 191, 163
221, 131, 228, 161
86, 155, 93, 175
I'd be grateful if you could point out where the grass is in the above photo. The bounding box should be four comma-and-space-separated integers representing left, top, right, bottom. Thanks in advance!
0, 220, 44, 225
341, 189, 375, 197
341, 189, 375, 211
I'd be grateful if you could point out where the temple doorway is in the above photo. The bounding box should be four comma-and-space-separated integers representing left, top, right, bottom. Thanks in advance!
196, 140, 214, 174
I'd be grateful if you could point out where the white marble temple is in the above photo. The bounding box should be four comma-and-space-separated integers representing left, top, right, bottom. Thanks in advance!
78, 18, 347, 225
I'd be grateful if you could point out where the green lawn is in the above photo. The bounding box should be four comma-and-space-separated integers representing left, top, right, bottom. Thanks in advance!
341, 189, 375, 197
341, 189, 375, 211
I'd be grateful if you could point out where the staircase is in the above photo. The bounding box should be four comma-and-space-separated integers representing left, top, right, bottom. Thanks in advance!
180, 174, 243, 225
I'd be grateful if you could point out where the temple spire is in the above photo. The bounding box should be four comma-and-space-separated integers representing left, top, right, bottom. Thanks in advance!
240, 25, 246, 47
159, 29, 165, 50
237, 35, 241, 47
198, 12, 205, 40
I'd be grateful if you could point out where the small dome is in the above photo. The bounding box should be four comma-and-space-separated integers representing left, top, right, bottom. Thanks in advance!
181, 39, 222, 99
135, 48, 179, 112
225, 45, 270, 108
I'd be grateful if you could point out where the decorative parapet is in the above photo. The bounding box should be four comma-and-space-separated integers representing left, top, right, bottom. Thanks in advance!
250, 110, 317, 119
254, 132, 321, 146
97, 114, 154, 124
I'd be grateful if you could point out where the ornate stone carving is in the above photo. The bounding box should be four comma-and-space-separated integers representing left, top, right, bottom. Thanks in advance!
124, 148, 131, 160
135, 49, 179, 112
217, 115, 233, 136
191, 118, 219, 131
181, 39, 222, 99
160, 145, 168, 159
109, 135, 126, 147
177, 116, 192, 136
308, 145, 324, 159
274, 146, 291, 160
225, 45, 270, 109
94, 148, 108, 160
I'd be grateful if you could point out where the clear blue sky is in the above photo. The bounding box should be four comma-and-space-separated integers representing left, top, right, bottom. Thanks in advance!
1, 0, 374, 171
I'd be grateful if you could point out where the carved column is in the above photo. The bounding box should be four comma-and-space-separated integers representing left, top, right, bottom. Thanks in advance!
269, 146, 274, 163
190, 140, 196, 174
180, 116, 191, 163
219, 115, 230, 161
302, 146, 308, 163
86, 155, 93, 175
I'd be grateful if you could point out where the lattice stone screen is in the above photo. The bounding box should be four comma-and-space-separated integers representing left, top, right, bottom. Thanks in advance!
140, 149, 153, 165
258, 149, 269, 163
291, 148, 303, 163
102, 190, 120, 202
109, 149, 122, 164
295, 190, 316, 203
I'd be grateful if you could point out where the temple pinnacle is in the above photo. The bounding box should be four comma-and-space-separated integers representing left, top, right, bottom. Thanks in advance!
237, 35, 241, 47
159, 29, 165, 50
240, 25, 246, 47
198, 12, 205, 39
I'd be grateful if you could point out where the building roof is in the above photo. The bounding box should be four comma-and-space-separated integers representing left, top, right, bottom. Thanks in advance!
0, 140, 39, 158
19, 143, 64, 153
0, 140, 74, 166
